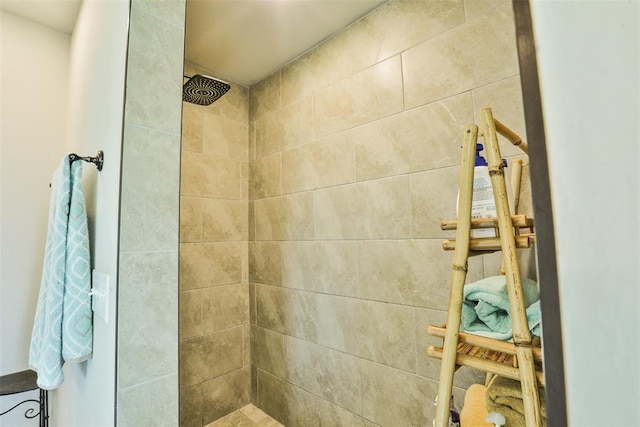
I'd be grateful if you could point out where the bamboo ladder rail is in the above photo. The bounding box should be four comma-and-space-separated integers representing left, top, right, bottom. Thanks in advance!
430, 108, 542, 427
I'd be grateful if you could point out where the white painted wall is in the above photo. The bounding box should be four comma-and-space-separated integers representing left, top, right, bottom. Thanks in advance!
52, 1, 129, 426
0, 12, 70, 426
530, 1, 640, 425
0, 1, 129, 425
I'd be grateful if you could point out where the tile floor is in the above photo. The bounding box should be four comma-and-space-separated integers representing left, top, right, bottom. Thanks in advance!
205, 404, 283, 427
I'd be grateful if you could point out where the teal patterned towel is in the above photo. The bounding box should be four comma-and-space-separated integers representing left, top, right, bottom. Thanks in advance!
461, 275, 541, 341
29, 156, 93, 390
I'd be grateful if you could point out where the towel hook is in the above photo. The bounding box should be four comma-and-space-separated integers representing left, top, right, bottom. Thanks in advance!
69, 151, 104, 171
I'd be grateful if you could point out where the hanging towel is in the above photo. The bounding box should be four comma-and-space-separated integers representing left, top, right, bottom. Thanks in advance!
461, 275, 541, 341
29, 155, 93, 390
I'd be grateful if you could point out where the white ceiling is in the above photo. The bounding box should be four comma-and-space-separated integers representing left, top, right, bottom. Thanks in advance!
185, 0, 388, 86
1, 0, 388, 86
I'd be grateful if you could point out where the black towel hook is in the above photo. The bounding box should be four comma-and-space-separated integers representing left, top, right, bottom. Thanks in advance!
69, 151, 104, 171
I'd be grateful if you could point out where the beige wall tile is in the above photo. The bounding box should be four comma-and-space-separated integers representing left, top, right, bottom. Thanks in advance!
181, 151, 241, 199
358, 239, 483, 309
251, 325, 285, 379
180, 327, 244, 388
242, 161, 249, 201
132, 0, 186, 28
314, 56, 404, 139
202, 112, 249, 161
355, 92, 473, 181
255, 97, 313, 157
250, 71, 281, 120
179, 384, 202, 427
255, 285, 317, 343
410, 166, 459, 239
316, 295, 415, 372
180, 196, 202, 243
314, 176, 411, 240
349, 0, 465, 73
318, 400, 371, 426
201, 367, 251, 424
483, 247, 537, 281
202, 198, 248, 241
281, 241, 358, 297
284, 336, 361, 414
282, 132, 356, 194
202, 284, 249, 334
281, 32, 351, 106
464, 0, 513, 21
403, 8, 519, 109
198, 80, 249, 124
249, 241, 282, 286
182, 102, 203, 153
243, 324, 251, 366
472, 76, 527, 158
180, 242, 242, 290
117, 374, 179, 427
257, 371, 321, 427
360, 360, 436, 426
179, 289, 202, 341
249, 283, 257, 325
250, 153, 282, 200
254, 193, 314, 241
249, 201, 256, 241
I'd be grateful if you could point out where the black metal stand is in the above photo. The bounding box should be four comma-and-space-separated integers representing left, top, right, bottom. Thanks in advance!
0, 370, 49, 426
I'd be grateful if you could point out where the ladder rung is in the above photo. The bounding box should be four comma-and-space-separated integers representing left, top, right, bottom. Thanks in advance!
442, 234, 535, 251
440, 215, 534, 230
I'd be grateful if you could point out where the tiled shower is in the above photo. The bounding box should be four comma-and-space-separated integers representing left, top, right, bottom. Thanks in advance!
178, 0, 535, 425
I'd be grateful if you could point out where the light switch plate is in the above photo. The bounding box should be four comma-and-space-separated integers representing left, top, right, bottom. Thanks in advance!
91, 269, 110, 324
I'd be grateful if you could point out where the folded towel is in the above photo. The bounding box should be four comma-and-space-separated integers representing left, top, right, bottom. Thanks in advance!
460, 384, 493, 427
461, 275, 541, 341
29, 156, 93, 389
486, 376, 547, 427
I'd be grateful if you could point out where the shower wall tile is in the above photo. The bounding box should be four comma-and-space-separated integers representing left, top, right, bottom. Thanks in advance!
315, 295, 415, 372
182, 102, 204, 152
281, 132, 356, 194
355, 92, 473, 181
357, 239, 483, 309
180, 289, 203, 341
360, 360, 436, 427
180, 151, 241, 199
179, 384, 203, 427
180, 327, 244, 388
243, 324, 251, 366
314, 176, 411, 240
472, 76, 527, 158
249, 201, 256, 241
250, 153, 282, 200
248, 241, 282, 286
257, 370, 321, 427
250, 325, 285, 379
313, 55, 404, 139
201, 198, 248, 241
179, 242, 242, 290
249, 283, 257, 324
201, 80, 249, 125
255, 285, 318, 343
281, 32, 351, 106
483, 247, 537, 281
402, 6, 518, 109
120, 125, 180, 252
241, 162, 249, 201
117, 374, 179, 427
131, 0, 186, 28
284, 336, 361, 414
250, 71, 281, 120
280, 241, 358, 297
118, 251, 178, 389
464, 0, 513, 21
254, 193, 314, 241
180, 196, 202, 243
201, 367, 251, 424
349, 0, 464, 73
319, 400, 373, 427
410, 166, 460, 239
255, 97, 313, 158
202, 112, 249, 161
202, 284, 249, 333
125, 8, 184, 132
414, 307, 486, 388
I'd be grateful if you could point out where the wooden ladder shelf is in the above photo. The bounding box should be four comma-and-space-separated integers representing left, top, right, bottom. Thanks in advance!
428, 108, 544, 427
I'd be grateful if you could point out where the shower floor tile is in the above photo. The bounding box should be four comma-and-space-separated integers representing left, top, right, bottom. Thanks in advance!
205, 404, 283, 427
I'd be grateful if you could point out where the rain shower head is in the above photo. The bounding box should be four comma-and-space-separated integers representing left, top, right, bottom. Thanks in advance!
183, 74, 230, 106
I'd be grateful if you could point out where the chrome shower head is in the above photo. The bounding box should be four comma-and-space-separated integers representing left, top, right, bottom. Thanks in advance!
183, 74, 230, 106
